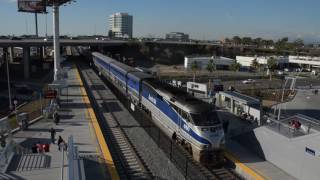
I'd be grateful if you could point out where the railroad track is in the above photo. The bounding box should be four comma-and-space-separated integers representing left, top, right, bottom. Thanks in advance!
175, 141, 240, 180
79, 61, 241, 180
78, 63, 152, 180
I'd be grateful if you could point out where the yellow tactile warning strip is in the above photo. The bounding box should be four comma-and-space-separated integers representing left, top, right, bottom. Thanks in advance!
225, 150, 269, 180
75, 65, 120, 180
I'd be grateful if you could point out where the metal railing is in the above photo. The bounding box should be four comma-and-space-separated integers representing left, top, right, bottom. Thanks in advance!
265, 117, 310, 138
67, 136, 85, 180
0, 139, 15, 171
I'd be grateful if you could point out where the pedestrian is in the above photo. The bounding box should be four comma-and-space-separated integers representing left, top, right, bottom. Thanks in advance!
31, 143, 38, 153
54, 112, 60, 125
49, 128, 56, 144
0, 135, 6, 148
36, 141, 43, 153
57, 136, 64, 151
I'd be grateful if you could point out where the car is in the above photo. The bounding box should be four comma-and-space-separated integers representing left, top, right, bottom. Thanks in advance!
242, 79, 255, 84
43, 37, 53, 42
277, 71, 284, 75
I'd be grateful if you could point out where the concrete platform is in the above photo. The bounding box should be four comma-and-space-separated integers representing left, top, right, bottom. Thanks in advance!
2, 62, 113, 180
218, 109, 296, 180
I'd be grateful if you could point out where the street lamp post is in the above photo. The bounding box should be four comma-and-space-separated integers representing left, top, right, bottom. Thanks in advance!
4, 49, 13, 110
52, 3, 60, 81
14, 100, 18, 123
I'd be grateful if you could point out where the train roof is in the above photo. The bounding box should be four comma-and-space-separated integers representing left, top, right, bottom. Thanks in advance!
110, 61, 138, 75
128, 71, 153, 81
92, 52, 114, 64
144, 79, 211, 113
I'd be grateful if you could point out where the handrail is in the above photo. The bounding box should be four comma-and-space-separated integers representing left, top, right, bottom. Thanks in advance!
67, 135, 86, 180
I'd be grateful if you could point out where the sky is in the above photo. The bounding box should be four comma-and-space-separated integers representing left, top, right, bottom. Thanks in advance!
0, 0, 320, 42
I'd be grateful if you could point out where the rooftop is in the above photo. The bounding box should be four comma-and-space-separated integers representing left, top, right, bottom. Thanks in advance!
219, 91, 260, 105
266, 114, 320, 138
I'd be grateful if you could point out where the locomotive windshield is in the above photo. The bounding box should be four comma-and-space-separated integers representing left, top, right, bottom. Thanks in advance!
190, 111, 220, 126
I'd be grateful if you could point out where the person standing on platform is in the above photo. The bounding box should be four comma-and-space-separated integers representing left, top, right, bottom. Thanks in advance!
57, 136, 65, 151
54, 112, 60, 125
49, 128, 56, 144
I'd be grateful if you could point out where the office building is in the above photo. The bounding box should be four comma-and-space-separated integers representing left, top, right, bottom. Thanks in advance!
109, 13, 133, 38
166, 32, 189, 41
184, 56, 235, 70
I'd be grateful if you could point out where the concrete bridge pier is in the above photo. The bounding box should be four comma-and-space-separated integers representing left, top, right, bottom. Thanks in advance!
9, 47, 14, 63
23, 47, 30, 79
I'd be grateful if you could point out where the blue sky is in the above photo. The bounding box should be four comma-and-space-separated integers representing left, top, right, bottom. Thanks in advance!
1, 0, 320, 42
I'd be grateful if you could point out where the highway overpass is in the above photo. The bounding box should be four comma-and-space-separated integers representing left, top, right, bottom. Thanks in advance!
0, 39, 127, 47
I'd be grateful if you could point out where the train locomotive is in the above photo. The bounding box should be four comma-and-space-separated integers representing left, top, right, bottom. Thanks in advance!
92, 52, 225, 165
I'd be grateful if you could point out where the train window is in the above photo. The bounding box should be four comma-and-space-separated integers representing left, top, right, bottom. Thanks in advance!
190, 111, 220, 126
181, 110, 189, 122
170, 103, 180, 112
157, 94, 163, 101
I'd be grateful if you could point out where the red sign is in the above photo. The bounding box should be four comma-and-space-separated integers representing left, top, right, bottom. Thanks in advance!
44, 90, 57, 99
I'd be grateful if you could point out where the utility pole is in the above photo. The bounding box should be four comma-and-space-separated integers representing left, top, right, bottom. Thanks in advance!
53, 3, 60, 81
4, 49, 13, 110
35, 13, 38, 37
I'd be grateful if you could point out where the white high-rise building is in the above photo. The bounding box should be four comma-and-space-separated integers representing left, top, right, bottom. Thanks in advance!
109, 13, 133, 38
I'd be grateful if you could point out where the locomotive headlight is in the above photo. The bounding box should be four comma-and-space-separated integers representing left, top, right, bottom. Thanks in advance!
202, 144, 211, 149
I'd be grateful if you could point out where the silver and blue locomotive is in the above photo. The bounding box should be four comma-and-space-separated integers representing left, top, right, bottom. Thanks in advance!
92, 52, 225, 164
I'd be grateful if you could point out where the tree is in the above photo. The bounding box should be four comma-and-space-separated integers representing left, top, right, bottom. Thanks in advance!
232, 36, 241, 45
224, 38, 231, 44
251, 58, 259, 71
191, 61, 199, 82
253, 38, 262, 47
230, 62, 241, 72
206, 59, 216, 76
267, 57, 277, 80
242, 37, 252, 46
275, 37, 289, 51
293, 38, 304, 49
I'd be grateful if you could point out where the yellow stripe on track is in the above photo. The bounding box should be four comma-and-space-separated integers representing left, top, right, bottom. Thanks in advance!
225, 150, 269, 180
75, 65, 120, 180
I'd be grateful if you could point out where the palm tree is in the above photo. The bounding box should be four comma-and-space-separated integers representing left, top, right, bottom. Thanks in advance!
267, 57, 277, 80
242, 37, 252, 46
232, 36, 241, 46
191, 61, 199, 82
206, 59, 216, 75
230, 62, 241, 72
251, 58, 259, 72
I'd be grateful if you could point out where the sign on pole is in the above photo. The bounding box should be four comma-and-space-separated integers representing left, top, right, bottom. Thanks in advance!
18, 0, 47, 13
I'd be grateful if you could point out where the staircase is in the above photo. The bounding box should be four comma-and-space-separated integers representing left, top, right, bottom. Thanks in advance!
9, 153, 50, 172
5, 141, 50, 172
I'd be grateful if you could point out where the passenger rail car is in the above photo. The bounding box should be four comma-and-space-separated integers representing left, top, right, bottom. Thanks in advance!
92, 52, 225, 164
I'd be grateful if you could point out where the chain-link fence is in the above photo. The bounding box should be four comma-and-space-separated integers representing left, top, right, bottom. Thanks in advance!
4, 90, 51, 131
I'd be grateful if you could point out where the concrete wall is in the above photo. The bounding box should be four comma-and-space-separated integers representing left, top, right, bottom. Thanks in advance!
236, 56, 288, 67
289, 56, 320, 66
254, 127, 320, 180
184, 56, 235, 69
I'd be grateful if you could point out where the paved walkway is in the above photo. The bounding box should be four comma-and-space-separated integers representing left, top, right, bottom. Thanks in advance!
2, 62, 110, 180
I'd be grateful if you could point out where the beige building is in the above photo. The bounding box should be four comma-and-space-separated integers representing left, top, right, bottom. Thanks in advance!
109, 13, 133, 38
